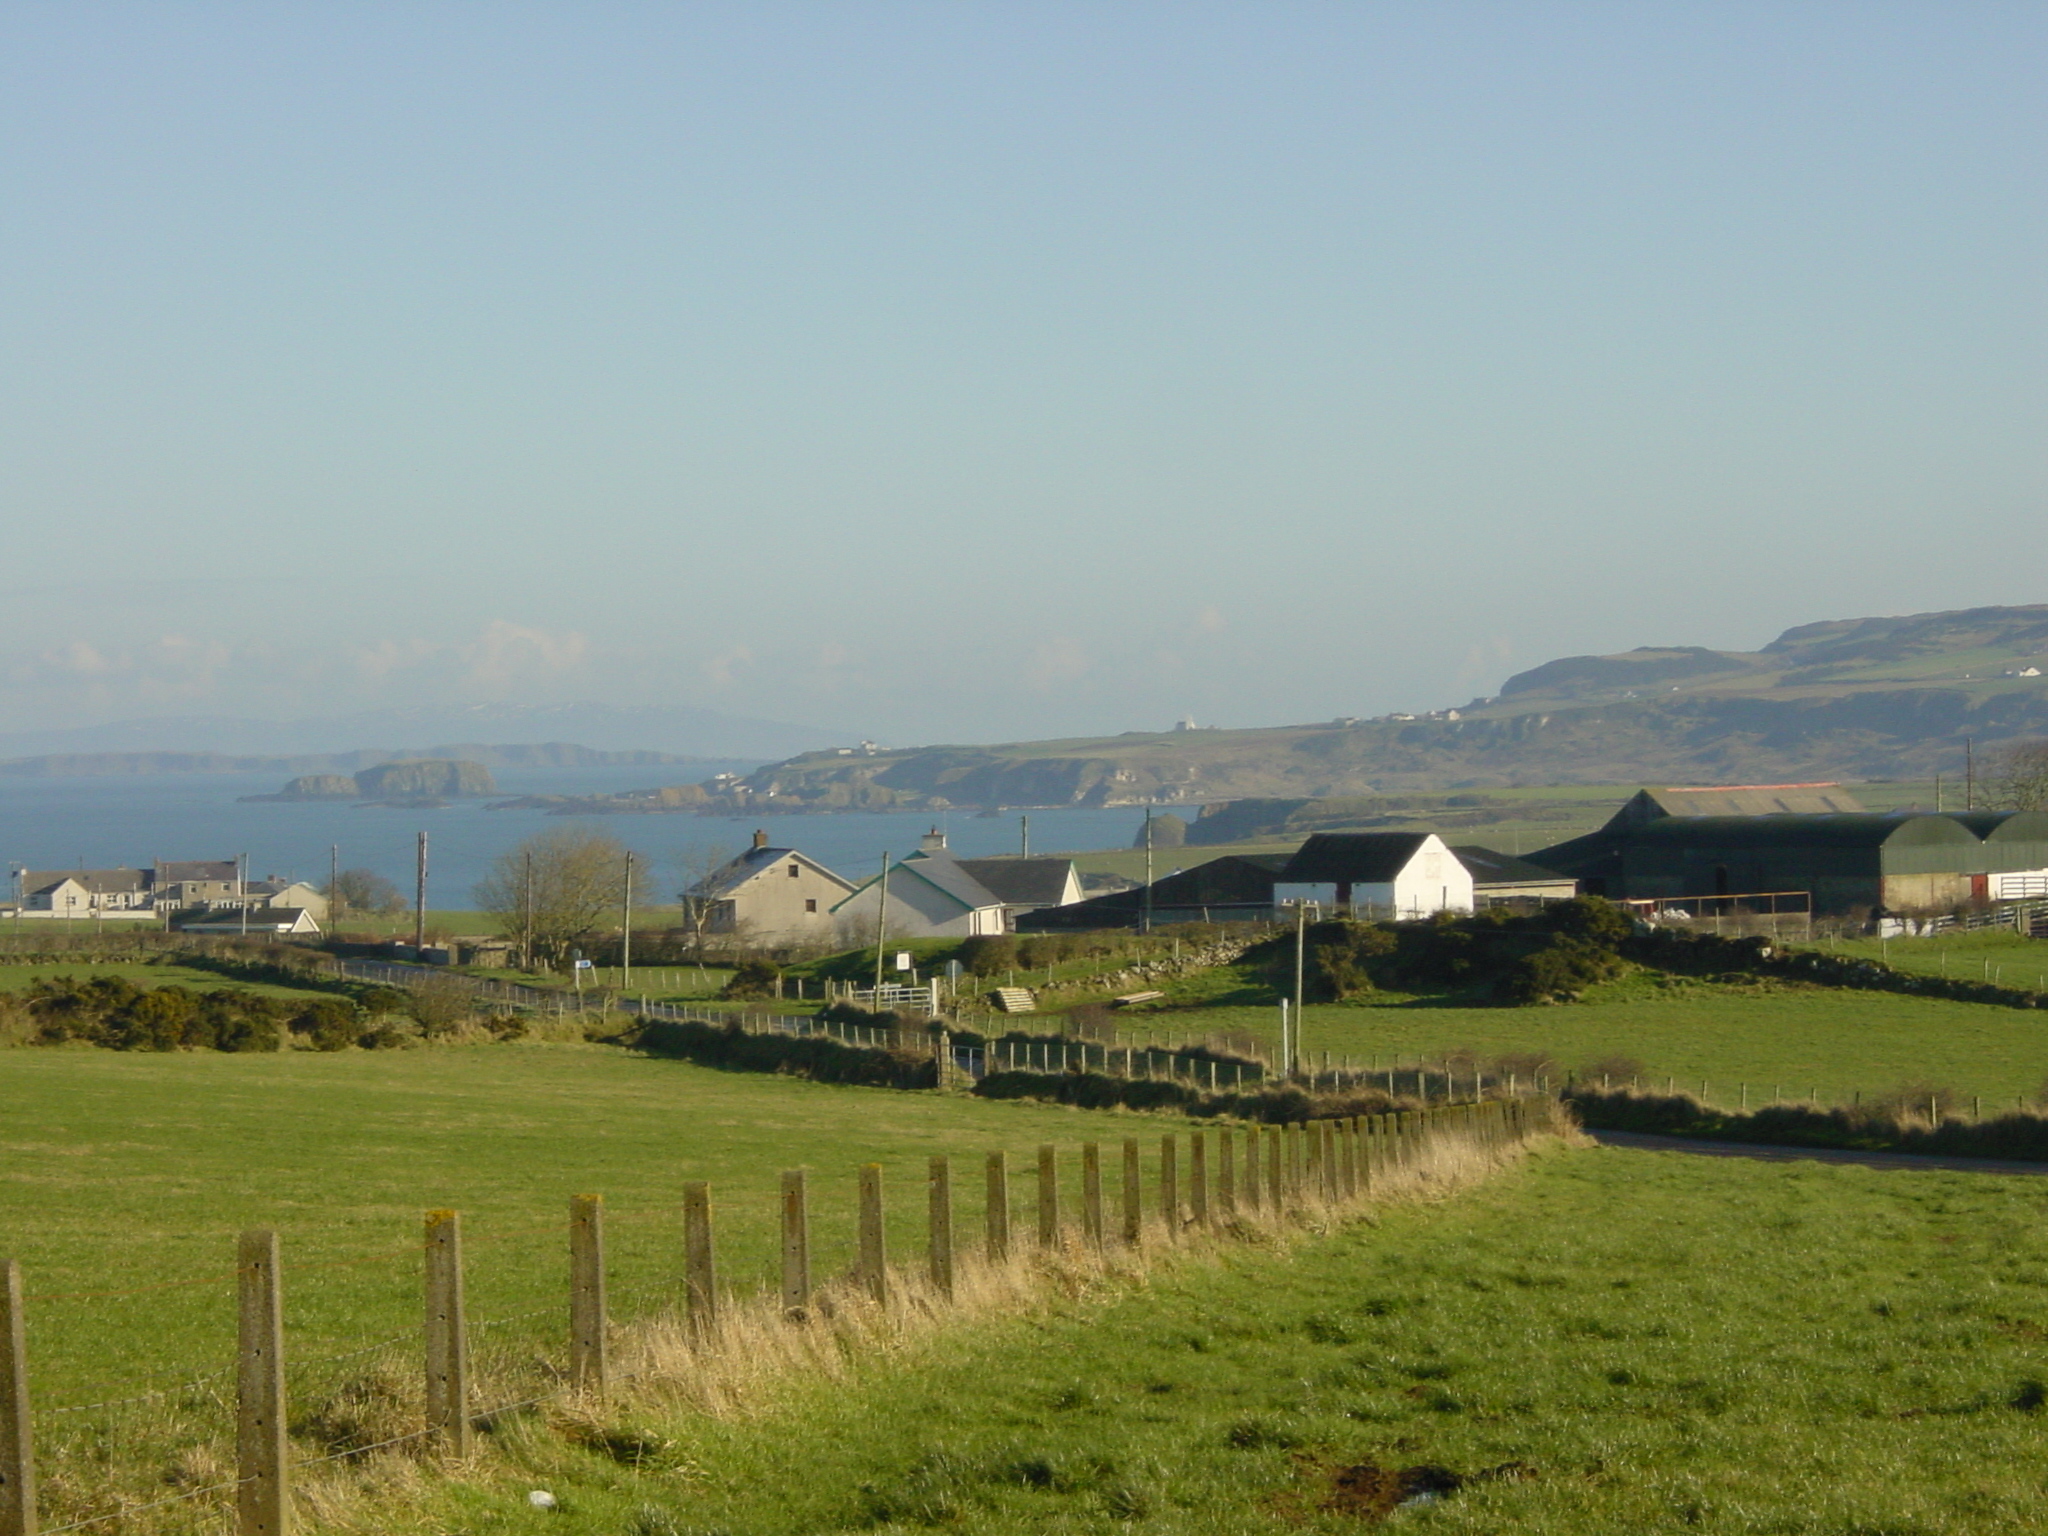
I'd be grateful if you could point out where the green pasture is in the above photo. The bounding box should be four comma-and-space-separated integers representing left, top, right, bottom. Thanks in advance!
1120, 978, 2048, 1107
1820, 927, 2048, 990
419, 1143, 2048, 1534
0, 959, 337, 1001
0, 1046, 1183, 1413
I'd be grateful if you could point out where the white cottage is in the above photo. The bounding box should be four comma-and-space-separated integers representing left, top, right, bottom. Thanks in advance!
1273, 832, 1475, 919
830, 832, 1009, 940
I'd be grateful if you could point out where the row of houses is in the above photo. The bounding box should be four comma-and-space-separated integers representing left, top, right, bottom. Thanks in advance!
4, 861, 328, 932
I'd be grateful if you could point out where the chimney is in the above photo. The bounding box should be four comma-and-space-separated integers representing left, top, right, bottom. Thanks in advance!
752, 829, 769, 850
919, 828, 948, 853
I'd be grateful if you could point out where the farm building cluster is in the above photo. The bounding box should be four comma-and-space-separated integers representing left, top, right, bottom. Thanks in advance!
701, 783, 2048, 945
2, 860, 328, 933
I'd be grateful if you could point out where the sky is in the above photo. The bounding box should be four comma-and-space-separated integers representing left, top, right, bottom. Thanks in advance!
2, 3, 2044, 749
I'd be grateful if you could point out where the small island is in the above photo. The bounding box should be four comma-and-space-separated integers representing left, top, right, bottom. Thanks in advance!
241, 758, 498, 803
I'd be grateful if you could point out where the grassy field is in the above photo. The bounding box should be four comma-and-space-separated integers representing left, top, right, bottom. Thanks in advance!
394, 1142, 2048, 1533
1117, 972, 2048, 1108
0, 958, 339, 1000
0, 1045, 1184, 1410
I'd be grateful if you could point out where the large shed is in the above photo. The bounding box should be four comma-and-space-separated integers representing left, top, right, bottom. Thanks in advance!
1274, 833, 1474, 918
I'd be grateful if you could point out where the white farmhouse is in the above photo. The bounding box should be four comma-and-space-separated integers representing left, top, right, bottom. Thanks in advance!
830, 831, 1009, 940
1273, 832, 1475, 919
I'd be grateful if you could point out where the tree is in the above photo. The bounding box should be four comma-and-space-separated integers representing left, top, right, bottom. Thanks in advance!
1989, 739, 2048, 811
674, 841, 742, 955
474, 826, 654, 969
325, 868, 406, 917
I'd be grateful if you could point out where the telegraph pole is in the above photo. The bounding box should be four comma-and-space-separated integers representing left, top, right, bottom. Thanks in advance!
329, 843, 340, 923
872, 853, 891, 999
1142, 808, 1154, 935
522, 850, 534, 972
1291, 899, 1310, 1080
238, 852, 248, 937
414, 831, 429, 951
1020, 815, 1030, 860
621, 850, 634, 990
1966, 738, 1976, 811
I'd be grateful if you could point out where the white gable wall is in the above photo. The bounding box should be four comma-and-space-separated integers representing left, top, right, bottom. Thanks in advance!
1274, 835, 1474, 918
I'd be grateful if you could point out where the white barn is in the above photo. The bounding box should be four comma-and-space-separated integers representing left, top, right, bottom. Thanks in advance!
1274, 832, 1475, 919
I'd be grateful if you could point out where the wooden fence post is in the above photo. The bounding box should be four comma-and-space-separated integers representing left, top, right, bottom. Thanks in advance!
237, 1230, 288, 1536
1082, 1143, 1105, 1249
984, 1153, 1009, 1264
1036, 1146, 1059, 1250
684, 1182, 718, 1334
1190, 1130, 1209, 1228
424, 1210, 469, 1460
1321, 1121, 1339, 1203
1217, 1127, 1236, 1215
1267, 1127, 1284, 1207
1159, 1136, 1179, 1240
1244, 1124, 1262, 1210
0, 1260, 28, 1536
928, 1157, 954, 1300
1121, 1138, 1143, 1247
859, 1164, 888, 1304
781, 1172, 811, 1316
569, 1195, 606, 1396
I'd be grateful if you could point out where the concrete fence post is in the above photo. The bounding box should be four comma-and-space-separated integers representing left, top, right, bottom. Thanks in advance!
0, 1260, 33, 1536
928, 1157, 954, 1300
1036, 1146, 1059, 1250
859, 1164, 888, 1304
569, 1195, 606, 1397
1121, 1138, 1143, 1247
237, 1230, 288, 1536
1217, 1127, 1236, 1215
424, 1210, 469, 1460
984, 1153, 1009, 1265
1190, 1130, 1209, 1228
781, 1171, 811, 1316
1082, 1143, 1105, 1249
684, 1182, 718, 1334
1159, 1135, 1179, 1240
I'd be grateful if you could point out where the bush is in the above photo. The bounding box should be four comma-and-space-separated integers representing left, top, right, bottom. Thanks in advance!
1308, 922, 1397, 1001
720, 960, 782, 1000
289, 997, 362, 1052
957, 935, 1019, 977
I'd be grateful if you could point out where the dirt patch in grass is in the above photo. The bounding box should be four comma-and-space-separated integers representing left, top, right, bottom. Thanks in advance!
1322, 1459, 1536, 1519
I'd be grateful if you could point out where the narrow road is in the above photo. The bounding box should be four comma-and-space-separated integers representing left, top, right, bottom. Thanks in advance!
1589, 1128, 2048, 1177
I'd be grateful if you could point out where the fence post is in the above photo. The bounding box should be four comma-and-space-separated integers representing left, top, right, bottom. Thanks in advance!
1036, 1146, 1059, 1250
859, 1164, 888, 1303
928, 1157, 954, 1300
0, 1260, 30, 1536
1321, 1121, 1339, 1203
1217, 1127, 1236, 1215
1268, 1127, 1284, 1206
781, 1172, 811, 1316
1190, 1130, 1209, 1228
424, 1210, 470, 1460
1082, 1143, 1105, 1249
684, 1182, 718, 1334
569, 1195, 606, 1396
1244, 1124, 1262, 1210
1159, 1135, 1179, 1240
1121, 1138, 1143, 1247
237, 1230, 288, 1536
984, 1153, 1009, 1264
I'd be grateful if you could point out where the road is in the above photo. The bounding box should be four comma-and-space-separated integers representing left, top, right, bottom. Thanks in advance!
1588, 1128, 2048, 1177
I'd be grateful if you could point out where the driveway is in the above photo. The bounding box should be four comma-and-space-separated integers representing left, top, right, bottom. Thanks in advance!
1588, 1128, 2048, 1177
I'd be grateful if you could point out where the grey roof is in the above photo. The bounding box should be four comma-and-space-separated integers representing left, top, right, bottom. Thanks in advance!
955, 857, 1075, 908
894, 851, 1006, 911
22, 868, 149, 896
1616, 785, 1865, 826
157, 860, 240, 884
1448, 846, 1577, 887
1279, 833, 1434, 884
691, 846, 851, 899
1624, 814, 1976, 851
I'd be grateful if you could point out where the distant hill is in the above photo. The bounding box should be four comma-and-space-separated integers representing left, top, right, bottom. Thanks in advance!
0, 742, 696, 778
712, 605, 2048, 808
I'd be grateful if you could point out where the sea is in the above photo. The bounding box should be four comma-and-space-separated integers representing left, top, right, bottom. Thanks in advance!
0, 764, 1173, 904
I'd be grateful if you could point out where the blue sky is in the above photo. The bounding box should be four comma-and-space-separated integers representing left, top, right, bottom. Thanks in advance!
2, 3, 2042, 746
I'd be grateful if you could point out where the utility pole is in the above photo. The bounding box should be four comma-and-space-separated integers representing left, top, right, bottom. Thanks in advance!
238, 852, 248, 937
1142, 807, 1154, 935
522, 850, 534, 972
621, 850, 634, 990
1966, 738, 1976, 811
329, 843, 340, 923
1020, 815, 1030, 860
872, 853, 891, 999
1292, 899, 1310, 1080
414, 831, 429, 951
1934, 774, 1943, 813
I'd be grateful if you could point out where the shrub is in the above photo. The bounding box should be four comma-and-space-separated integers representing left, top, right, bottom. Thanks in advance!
720, 960, 782, 1000
288, 997, 362, 1052
957, 935, 1019, 977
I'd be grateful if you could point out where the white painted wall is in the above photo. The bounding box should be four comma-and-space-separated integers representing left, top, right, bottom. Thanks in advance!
1274, 835, 1474, 918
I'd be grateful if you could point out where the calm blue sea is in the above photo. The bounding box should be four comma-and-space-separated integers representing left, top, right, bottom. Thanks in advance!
0, 765, 1170, 904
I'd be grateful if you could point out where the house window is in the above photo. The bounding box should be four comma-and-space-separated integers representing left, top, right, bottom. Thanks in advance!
789, 865, 800, 878
805, 899, 817, 913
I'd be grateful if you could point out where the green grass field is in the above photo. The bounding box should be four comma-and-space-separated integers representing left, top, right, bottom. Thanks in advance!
1120, 976, 2048, 1108
402, 1143, 2048, 1534
0, 959, 337, 1000
0, 1045, 1182, 1412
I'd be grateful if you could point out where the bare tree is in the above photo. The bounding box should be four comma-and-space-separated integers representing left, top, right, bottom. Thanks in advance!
674, 841, 743, 957
1988, 739, 2048, 811
474, 826, 653, 969
324, 868, 406, 917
